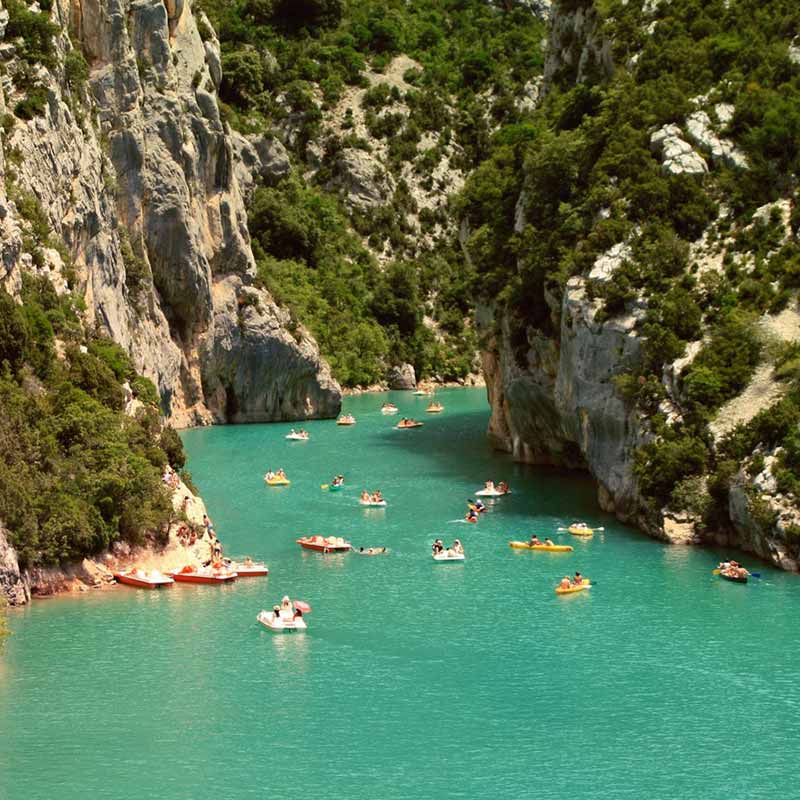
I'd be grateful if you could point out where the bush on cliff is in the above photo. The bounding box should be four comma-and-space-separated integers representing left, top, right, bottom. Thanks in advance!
0, 283, 185, 569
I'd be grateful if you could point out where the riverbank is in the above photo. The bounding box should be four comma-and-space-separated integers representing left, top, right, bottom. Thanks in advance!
0, 478, 223, 606
342, 373, 485, 395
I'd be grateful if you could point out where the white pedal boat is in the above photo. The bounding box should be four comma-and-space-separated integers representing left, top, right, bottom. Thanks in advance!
359, 499, 387, 507
475, 488, 510, 497
257, 610, 307, 632
433, 552, 465, 562
285, 432, 309, 441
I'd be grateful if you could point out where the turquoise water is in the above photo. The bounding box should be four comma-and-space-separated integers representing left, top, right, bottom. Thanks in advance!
2, 387, 799, 799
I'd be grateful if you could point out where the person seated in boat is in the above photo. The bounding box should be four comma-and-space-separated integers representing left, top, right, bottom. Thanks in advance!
529, 535, 542, 546
272, 604, 282, 621
374, 490, 383, 502
497, 481, 508, 494
361, 490, 370, 502
465, 508, 478, 522
484, 480, 495, 491
265, 470, 275, 481
474, 499, 486, 512
452, 539, 464, 555
572, 571, 583, 586
560, 576, 572, 590
544, 537, 555, 547
432, 539, 444, 555
280, 596, 294, 619
276, 468, 286, 479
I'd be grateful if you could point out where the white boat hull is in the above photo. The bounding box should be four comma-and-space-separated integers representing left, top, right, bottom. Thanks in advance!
475, 489, 509, 497
359, 500, 387, 507
257, 611, 307, 632
433, 553, 465, 562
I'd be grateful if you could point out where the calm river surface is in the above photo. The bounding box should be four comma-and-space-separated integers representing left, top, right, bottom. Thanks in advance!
1, 388, 798, 799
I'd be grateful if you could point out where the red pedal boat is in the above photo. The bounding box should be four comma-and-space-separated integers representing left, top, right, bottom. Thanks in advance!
296, 535, 352, 553
230, 560, 269, 577
170, 565, 237, 584
114, 568, 174, 589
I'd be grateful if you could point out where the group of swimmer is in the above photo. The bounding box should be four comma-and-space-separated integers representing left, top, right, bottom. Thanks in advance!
559, 572, 586, 590
718, 560, 751, 579
483, 480, 509, 494
432, 538, 463, 556
361, 489, 384, 503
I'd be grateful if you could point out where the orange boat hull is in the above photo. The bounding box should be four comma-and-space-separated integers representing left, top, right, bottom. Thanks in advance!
114, 573, 172, 589
171, 572, 237, 584
234, 567, 268, 577
296, 539, 351, 553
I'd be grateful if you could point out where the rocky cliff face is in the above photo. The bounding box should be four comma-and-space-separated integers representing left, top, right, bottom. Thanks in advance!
479, 274, 648, 523
0, 0, 340, 426
478, 0, 800, 571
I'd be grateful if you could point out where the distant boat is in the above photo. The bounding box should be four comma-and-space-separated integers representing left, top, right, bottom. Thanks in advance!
170, 565, 237, 584
114, 568, 174, 589
229, 561, 269, 577
433, 552, 465, 562
257, 610, 307, 632
296, 535, 352, 553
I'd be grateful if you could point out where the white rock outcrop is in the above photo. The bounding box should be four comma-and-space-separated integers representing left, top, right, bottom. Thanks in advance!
685, 110, 748, 170
650, 124, 708, 176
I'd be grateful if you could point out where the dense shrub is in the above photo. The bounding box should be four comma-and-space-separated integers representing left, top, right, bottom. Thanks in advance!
0, 283, 185, 569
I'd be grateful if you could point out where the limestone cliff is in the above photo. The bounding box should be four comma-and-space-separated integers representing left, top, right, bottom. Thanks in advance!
477, 0, 800, 571
0, 0, 340, 425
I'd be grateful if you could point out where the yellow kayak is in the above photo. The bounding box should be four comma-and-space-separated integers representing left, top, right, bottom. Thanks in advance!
265, 477, 290, 486
509, 541, 574, 552
555, 579, 591, 595
568, 526, 595, 536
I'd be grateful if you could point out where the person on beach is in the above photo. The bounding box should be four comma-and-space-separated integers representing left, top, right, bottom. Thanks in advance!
203, 514, 214, 536
212, 538, 223, 561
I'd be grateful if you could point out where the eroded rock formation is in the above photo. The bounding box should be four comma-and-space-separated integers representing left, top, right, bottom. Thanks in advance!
0, 0, 340, 426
